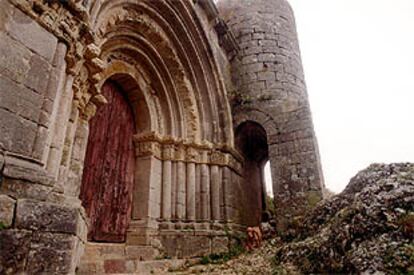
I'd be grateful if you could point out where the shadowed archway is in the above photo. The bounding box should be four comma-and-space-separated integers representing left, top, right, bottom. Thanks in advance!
235, 121, 269, 226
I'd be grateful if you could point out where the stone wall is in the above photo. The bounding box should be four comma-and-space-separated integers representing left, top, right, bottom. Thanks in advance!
0, 0, 244, 272
217, 0, 325, 229
0, 1, 87, 273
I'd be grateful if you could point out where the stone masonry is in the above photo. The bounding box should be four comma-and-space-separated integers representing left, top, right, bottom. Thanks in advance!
0, 0, 324, 273
218, 0, 325, 229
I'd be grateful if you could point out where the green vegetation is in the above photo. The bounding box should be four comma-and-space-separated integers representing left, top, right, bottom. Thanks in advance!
266, 195, 276, 217
306, 191, 322, 208
0, 221, 6, 230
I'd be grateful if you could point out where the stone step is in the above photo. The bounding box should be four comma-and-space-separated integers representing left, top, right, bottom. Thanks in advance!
81, 242, 159, 261
77, 258, 198, 274
77, 242, 172, 274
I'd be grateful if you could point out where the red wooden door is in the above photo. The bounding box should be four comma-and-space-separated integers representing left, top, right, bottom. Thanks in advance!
80, 81, 135, 243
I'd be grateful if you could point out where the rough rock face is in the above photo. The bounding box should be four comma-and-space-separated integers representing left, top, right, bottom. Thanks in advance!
275, 163, 414, 274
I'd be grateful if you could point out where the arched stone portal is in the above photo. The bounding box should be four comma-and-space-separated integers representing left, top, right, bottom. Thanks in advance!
80, 80, 135, 243
0, 0, 325, 273
235, 121, 269, 226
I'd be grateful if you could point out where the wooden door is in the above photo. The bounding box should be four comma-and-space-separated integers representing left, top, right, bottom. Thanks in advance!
80, 81, 135, 243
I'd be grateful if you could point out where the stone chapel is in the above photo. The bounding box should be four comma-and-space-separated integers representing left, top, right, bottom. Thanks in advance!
0, 0, 325, 273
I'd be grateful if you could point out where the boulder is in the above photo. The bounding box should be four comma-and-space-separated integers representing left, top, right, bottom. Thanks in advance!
275, 163, 414, 274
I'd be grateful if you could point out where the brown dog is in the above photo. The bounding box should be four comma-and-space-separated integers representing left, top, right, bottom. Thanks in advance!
245, 226, 262, 251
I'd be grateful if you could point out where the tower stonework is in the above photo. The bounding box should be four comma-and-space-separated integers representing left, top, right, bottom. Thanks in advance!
218, 0, 325, 228
0, 0, 324, 273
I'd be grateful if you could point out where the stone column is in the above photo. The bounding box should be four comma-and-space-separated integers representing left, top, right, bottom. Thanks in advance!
210, 165, 220, 221
195, 164, 201, 220
176, 161, 186, 220
65, 118, 89, 197
222, 166, 231, 222
186, 162, 196, 221
200, 164, 210, 220
171, 161, 177, 219
46, 74, 74, 177
162, 160, 172, 220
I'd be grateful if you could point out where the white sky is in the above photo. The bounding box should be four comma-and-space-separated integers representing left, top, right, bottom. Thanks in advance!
284, 0, 414, 193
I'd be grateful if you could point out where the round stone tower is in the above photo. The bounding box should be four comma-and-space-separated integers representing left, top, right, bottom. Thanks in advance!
217, 0, 325, 228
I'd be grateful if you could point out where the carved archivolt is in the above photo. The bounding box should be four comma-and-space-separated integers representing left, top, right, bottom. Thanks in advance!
94, 6, 201, 141
11, 0, 239, 166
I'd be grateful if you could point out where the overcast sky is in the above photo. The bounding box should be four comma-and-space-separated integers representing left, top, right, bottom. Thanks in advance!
273, 0, 414, 193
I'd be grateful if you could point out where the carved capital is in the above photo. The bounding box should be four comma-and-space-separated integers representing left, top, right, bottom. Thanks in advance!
135, 141, 161, 159
210, 151, 226, 166
162, 144, 175, 160
132, 132, 243, 174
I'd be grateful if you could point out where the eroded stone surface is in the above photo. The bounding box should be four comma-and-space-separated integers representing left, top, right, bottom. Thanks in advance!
27, 232, 79, 274
0, 229, 32, 274
7, 8, 57, 61
0, 195, 16, 227
15, 199, 81, 234
275, 163, 414, 274
217, 0, 324, 228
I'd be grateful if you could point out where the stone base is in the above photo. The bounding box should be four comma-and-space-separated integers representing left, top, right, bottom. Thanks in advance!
160, 229, 229, 258
77, 242, 161, 274
0, 216, 86, 274
0, 174, 87, 274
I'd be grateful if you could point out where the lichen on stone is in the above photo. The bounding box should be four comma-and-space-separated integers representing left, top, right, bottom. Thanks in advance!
274, 163, 414, 274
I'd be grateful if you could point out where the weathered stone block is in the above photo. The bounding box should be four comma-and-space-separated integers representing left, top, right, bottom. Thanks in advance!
0, 74, 43, 122
0, 229, 32, 275
3, 156, 54, 186
0, 33, 32, 83
0, 108, 37, 155
31, 126, 48, 161
181, 235, 211, 257
7, 8, 57, 62
24, 54, 51, 95
15, 199, 82, 234
0, 195, 16, 227
0, 178, 52, 202
125, 245, 160, 261
104, 259, 135, 274
161, 234, 211, 258
211, 237, 229, 254
257, 71, 276, 82
76, 262, 100, 275
0, 0, 13, 31
27, 232, 78, 274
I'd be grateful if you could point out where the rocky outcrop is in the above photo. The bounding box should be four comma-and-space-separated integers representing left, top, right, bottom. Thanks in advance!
275, 163, 414, 274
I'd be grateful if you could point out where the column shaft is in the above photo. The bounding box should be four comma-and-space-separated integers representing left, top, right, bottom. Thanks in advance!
210, 165, 220, 221
176, 161, 186, 220
162, 160, 172, 220
186, 162, 196, 221
200, 164, 210, 220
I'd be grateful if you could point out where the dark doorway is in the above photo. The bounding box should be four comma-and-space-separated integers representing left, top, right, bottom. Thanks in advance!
235, 121, 269, 226
80, 81, 135, 242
